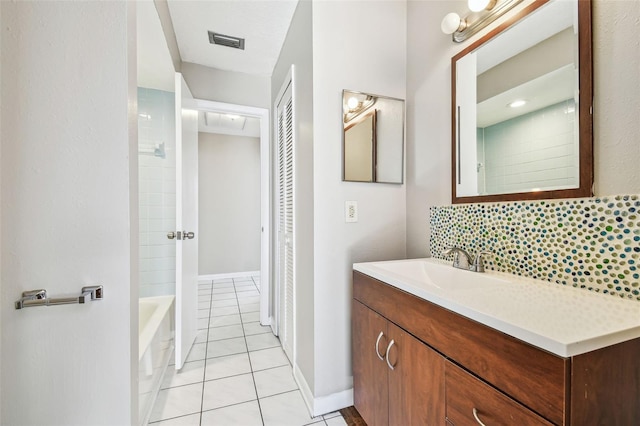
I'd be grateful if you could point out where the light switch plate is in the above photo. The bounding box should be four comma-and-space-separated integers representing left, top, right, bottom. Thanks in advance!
345, 201, 358, 223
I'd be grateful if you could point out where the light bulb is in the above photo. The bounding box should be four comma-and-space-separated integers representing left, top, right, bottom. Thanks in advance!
468, 0, 496, 12
347, 97, 359, 110
508, 100, 526, 108
441, 13, 466, 35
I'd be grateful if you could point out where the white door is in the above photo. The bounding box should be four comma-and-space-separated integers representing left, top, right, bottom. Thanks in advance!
1, 2, 135, 424
174, 73, 199, 369
276, 79, 295, 362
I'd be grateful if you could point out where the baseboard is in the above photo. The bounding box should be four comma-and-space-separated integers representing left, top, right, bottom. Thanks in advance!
293, 364, 354, 417
198, 270, 260, 281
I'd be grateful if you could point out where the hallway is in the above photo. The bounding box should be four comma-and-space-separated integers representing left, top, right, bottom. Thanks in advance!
150, 275, 347, 425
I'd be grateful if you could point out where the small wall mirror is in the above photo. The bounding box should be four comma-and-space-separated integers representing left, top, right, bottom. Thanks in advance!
452, 0, 592, 203
342, 90, 404, 184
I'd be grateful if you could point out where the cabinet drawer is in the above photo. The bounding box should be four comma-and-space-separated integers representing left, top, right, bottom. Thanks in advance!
446, 361, 554, 426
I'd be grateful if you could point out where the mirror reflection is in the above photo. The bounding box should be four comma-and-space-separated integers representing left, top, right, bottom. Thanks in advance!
453, 0, 592, 201
342, 90, 404, 184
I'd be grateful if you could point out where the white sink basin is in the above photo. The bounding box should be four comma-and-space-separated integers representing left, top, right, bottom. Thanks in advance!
354, 258, 509, 293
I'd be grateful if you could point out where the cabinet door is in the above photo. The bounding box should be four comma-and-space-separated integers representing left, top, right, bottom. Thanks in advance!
387, 323, 445, 426
353, 300, 389, 426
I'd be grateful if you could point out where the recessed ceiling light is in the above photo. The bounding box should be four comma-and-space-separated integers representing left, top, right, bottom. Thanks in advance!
508, 100, 527, 108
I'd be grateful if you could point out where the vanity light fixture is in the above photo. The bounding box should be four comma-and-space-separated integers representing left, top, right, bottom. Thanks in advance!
441, 0, 523, 42
468, 0, 497, 12
508, 99, 527, 108
347, 97, 360, 110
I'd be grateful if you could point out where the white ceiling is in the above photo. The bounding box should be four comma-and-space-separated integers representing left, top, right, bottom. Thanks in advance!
167, 0, 299, 76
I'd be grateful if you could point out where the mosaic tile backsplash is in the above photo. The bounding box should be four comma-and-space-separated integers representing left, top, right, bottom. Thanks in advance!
430, 195, 640, 301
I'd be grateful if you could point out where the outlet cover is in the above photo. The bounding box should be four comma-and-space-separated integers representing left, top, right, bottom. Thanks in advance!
345, 201, 358, 223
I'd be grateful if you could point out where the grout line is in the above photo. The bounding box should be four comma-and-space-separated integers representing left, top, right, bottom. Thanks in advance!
198, 281, 214, 426
233, 277, 266, 426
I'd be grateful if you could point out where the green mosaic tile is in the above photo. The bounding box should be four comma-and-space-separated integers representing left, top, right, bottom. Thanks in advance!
430, 195, 640, 301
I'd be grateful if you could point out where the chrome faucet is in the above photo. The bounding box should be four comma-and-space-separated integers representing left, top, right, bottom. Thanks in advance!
443, 247, 492, 273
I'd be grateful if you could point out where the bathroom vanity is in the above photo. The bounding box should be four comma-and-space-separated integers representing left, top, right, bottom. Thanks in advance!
352, 259, 640, 426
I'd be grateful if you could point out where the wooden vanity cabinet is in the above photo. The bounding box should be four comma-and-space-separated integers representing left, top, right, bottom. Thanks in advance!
353, 271, 640, 426
353, 300, 445, 426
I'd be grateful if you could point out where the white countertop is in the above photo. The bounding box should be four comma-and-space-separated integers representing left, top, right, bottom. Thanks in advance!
353, 258, 640, 357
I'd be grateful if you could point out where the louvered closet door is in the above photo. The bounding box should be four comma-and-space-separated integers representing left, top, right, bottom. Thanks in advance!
277, 81, 294, 363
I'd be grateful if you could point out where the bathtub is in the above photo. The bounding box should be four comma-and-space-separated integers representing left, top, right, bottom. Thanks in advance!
139, 295, 175, 426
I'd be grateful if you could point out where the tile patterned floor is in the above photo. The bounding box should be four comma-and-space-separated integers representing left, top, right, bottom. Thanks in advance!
150, 275, 347, 426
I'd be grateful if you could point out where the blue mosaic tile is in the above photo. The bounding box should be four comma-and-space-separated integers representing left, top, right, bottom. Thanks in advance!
430, 195, 640, 301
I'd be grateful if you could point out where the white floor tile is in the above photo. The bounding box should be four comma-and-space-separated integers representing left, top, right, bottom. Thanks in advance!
260, 390, 316, 426
237, 295, 261, 305
243, 321, 272, 336
249, 347, 290, 371
241, 311, 260, 323
209, 314, 242, 327
162, 360, 205, 389
200, 400, 263, 426
195, 329, 208, 344
253, 365, 298, 398
325, 415, 347, 426
211, 305, 240, 317
212, 286, 235, 294
205, 352, 252, 381
211, 292, 237, 301
207, 337, 247, 358
236, 289, 259, 297
246, 332, 280, 351
198, 309, 210, 319
185, 342, 207, 363
239, 303, 260, 314
211, 298, 238, 308
149, 413, 201, 426
197, 318, 209, 330
201, 373, 257, 411
208, 324, 244, 341
198, 300, 211, 310
323, 411, 341, 419
149, 383, 203, 422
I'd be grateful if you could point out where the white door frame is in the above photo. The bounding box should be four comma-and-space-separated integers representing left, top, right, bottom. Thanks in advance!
186, 98, 271, 326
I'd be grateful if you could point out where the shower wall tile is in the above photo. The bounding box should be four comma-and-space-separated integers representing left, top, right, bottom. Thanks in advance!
430, 195, 640, 301
138, 87, 176, 297
477, 100, 579, 195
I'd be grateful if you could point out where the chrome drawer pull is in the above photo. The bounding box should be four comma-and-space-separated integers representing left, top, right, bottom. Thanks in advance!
385, 339, 396, 370
472, 408, 487, 426
375, 331, 385, 361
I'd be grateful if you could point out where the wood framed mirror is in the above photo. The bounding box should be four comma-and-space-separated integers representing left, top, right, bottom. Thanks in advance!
451, 0, 593, 203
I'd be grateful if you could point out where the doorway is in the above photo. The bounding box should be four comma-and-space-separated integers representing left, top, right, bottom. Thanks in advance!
188, 98, 271, 326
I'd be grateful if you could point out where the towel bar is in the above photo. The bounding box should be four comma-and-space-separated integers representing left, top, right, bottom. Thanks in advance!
15, 285, 103, 309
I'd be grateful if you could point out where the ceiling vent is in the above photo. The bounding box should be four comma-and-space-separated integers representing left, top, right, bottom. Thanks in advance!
208, 31, 245, 50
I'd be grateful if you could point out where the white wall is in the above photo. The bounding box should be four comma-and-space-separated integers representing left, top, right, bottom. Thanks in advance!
311, 0, 407, 404
406, 0, 640, 258
198, 132, 261, 275
1, 1, 136, 424
182, 62, 271, 109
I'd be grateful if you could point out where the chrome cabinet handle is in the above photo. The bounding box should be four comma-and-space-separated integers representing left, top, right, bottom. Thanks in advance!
472, 408, 487, 426
385, 339, 396, 370
375, 331, 385, 361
